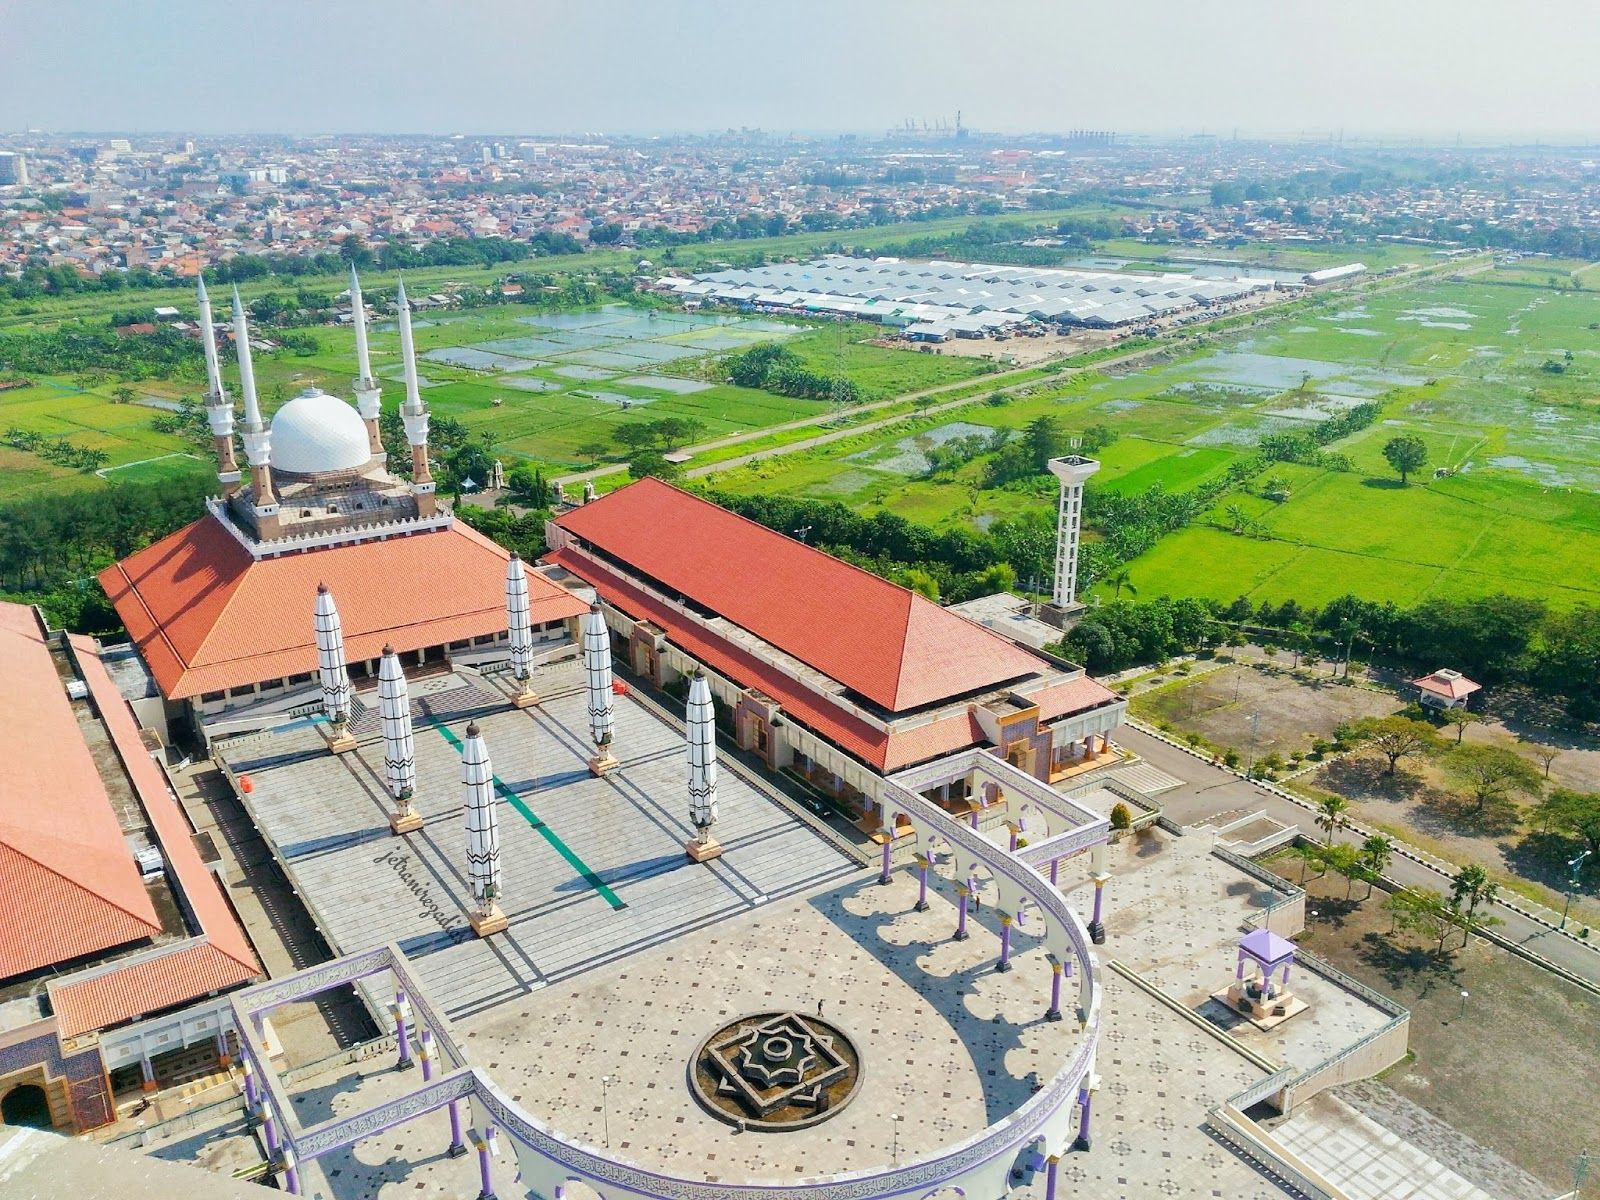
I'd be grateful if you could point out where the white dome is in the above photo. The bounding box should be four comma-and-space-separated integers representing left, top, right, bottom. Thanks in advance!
270, 390, 372, 475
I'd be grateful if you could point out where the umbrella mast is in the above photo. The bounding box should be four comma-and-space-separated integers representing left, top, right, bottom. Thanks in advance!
379, 645, 423, 833
684, 670, 722, 863
505, 552, 538, 708
314, 583, 357, 753
461, 721, 508, 937
583, 603, 619, 776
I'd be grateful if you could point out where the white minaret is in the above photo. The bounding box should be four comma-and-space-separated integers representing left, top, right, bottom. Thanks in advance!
232, 287, 279, 533
396, 280, 437, 516
1047, 453, 1101, 610
583, 603, 618, 776
461, 720, 507, 937
684, 670, 722, 862
379, 645, 423, 833
197, 276, 241, 495
314, 583, 356, 752
350, 267, 384, 461
504, 552, 537, 708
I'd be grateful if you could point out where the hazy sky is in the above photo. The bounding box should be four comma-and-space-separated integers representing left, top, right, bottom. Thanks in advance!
4, 0, 1600, 140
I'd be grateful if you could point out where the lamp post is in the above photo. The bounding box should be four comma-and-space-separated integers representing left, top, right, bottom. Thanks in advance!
601, 1074, 613, 1150
890, 1112, 902, 1164
1559, 850, 1591, 931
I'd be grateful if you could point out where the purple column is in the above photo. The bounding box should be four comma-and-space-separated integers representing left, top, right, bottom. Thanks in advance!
284, 1151, 301, 1196
954, 887, 970, 940
1046, 960, 1064, 1021
1050, 857, 1059, 886
969, 808, 980, 830
395, 990, 414, 1071
1008, 826, 1019, 853
448, 1100, 467, 1157
477, 1127, 497, 1200
997, 917, 1013, 972
879, 836, 892, 885
242, 1059, 259, 1111
1072, 1087, 1092, 1151
1236, 952, 1247, 981
915, 859, 930, 912
1044, 1154, 1060, 1200
1088, 878, 1108, 945
261, 1106, 280, 1170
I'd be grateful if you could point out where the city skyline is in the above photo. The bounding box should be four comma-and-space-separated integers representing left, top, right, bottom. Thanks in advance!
6, 0, 1600, 140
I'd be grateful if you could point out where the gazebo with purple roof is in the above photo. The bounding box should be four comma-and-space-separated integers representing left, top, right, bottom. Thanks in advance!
1236, 928, 1296, 999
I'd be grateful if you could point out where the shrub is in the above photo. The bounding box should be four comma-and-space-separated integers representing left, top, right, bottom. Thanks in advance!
1109, 802, 1132, 831
1223, 748, 1241, 769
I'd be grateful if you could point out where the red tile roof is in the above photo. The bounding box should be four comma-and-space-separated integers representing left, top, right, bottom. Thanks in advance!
99, 515, 588, 700
1030, 676, 1121, 723
554, 479, 1044, 713
49, 942, 251, 1041
1412, 670, 1481, 701
0, 604, 162, 981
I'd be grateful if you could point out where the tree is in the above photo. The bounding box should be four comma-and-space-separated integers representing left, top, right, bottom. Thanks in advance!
1442, 744, 1542, 815
1323, 842, 1364, 898
1359, 834, 1393, 899
1316, 795, 1351, 846
1382, 434, 1428, 485
1107, 568, 1137, 601
1109, 802, 1132, 832
111, 384, 136, 404
899, 567, 940, 601
1449, 864, 1499, 946
1446, 709, 1481, 744
627, 451, 680, 481
612, 423, 661, 453
1539, 789, 1600, 857
574, 441, 610, 466
1291, 841, 1328, 883
1342, 715, 1442, 775
1383, 887, 1458, 954
1519, 736, 1561, 779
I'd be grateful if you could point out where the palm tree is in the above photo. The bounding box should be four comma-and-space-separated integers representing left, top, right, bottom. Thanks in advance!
1359, 834, 1393, 899
1108, 569, 1137, 601
1224, 504, 1248, 534
1316, 796, 1351, 847
1450, 865, 1499, 947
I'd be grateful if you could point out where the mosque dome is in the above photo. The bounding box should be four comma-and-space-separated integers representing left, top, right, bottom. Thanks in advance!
270, 390, 372, 475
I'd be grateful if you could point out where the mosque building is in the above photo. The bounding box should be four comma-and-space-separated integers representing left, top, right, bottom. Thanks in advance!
99, 272, 587, 736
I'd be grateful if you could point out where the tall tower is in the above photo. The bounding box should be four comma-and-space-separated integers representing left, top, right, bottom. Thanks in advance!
196, 276, 240, 495
232, 287, 280, 538
395, 280, 436, 517
350, 267, 384, 460
1047, 454, 1100, 610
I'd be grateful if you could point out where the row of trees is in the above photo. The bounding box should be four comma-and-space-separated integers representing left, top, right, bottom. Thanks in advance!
2, 427, 110, 471
724, 342, 856, 403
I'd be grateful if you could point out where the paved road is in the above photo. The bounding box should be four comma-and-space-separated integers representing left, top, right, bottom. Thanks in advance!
1115, 725, 1600, 988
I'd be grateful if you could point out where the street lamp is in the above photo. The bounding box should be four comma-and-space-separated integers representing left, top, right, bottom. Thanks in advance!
890, 1112, 903, 1164
1559, 850, 1591, 931
601, 1075, 613, 1150
1459, 990, 1469, 1018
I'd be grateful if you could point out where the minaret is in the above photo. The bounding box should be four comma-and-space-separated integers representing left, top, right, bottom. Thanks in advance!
396, 280, 437, 517
379, 646, 423, 833
232, 287, 280, 537
504, 552, 538, 708
314, 583, 357, 753
197, 276, 240, 495
461, 721, 508, 937
1047, 452, 1101, 611
350, 267, 384, 461
583, 603, 618, 776
684, 670, 722, 862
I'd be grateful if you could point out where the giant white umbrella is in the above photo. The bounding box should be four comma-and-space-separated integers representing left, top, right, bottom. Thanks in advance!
583, 603, 618, 775
505, 552, 537, 707
685, 670, 721, 861
379, 645, 422, 833
314, 583, 354, 751
461, 720, 507, 936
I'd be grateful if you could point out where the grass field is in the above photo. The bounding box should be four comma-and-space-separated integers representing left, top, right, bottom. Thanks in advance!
709, 265, 1600, 610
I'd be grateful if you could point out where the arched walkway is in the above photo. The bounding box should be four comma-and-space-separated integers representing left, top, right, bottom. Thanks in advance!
1, 1083, 51, 1129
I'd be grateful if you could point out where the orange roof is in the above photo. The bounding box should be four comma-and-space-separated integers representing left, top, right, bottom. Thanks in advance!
555, 480, 1043, 713
0, 604, 162, 981
100, 515, 587, 700
50, 942, 252, 1041
1030, 676, 1121, 723
1412, 670, 1481, 701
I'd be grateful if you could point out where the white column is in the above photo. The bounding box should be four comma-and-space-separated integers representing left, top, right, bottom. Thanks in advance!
461, 721, 507, 936
505, 553, 536, 706
1047, 455, 1100, 607
583, 604, 618, 775
379, 646, 422, 832
232, 287, 277, 516
685, 671, 721, 861
351, 267, 383, 459
396, 280, 436, 513
314, 583, 355, 750
197, 276, 240, 492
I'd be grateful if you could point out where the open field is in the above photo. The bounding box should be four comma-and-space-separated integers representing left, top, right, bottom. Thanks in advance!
707, 266, 1600, 609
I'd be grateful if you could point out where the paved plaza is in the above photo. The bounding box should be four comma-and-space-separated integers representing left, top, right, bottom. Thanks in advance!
1275, 1094, 1495, 1200
217, 660, 862, 1020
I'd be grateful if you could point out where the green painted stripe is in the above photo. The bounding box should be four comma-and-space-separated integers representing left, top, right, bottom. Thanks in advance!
427, 717, 625, 910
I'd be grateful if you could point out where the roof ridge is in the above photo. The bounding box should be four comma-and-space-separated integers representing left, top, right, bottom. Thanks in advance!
883, 587, 918, 710
0, 840, 161, 936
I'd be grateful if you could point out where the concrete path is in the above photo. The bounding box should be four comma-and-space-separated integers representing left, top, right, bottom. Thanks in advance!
1114, 724, 1600, 987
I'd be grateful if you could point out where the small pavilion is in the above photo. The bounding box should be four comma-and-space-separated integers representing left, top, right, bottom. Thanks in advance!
1216, 928, 1307, 1029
